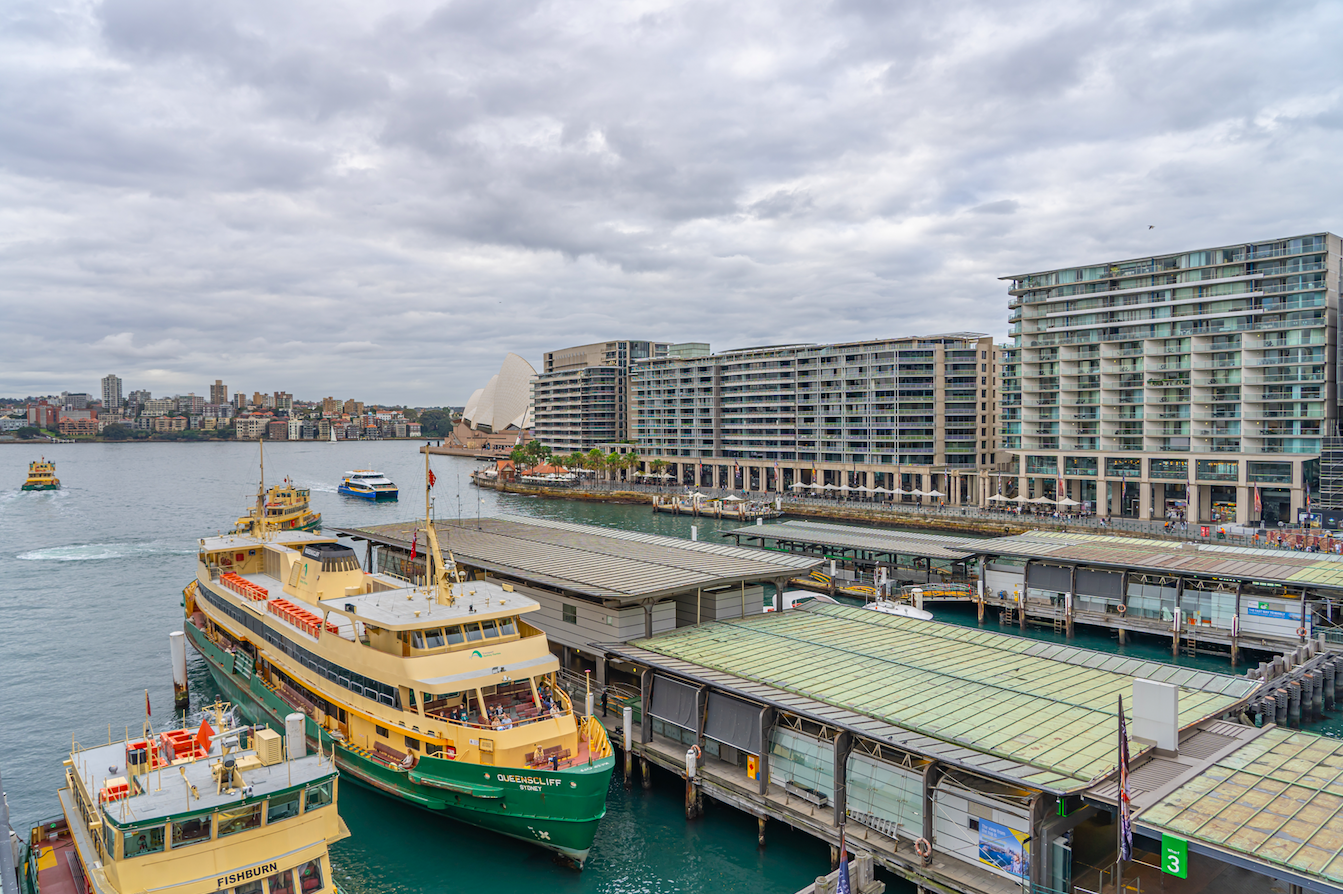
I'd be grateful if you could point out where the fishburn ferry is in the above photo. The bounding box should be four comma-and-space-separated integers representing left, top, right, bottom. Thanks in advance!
235, 480, 321, 534
337, 470, 398, 501
22, 458, 59, 491
19, 703, 347, 894
182, 522, 615, 864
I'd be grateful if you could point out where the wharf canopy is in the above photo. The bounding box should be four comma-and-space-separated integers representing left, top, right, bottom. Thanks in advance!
329, 515, 822, 680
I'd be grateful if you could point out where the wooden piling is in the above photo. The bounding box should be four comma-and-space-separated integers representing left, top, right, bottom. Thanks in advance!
1326, 660, 1337, 711
641, 756, 651, 789
1289, 682, 1302, 728
1277, 689, 1289, 727
758, 815, 766, 847
623, 706, 633, 789
1313, 673, 1325, 721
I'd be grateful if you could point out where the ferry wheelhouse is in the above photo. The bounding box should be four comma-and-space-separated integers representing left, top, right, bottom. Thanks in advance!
22, 458, 59, 491
336, 471, 397, 501
20, 704, 347, 894
182, 525, 614, 864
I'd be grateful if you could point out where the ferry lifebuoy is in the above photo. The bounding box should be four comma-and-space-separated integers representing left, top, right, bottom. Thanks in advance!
1298, 627, 1308, 637
915, 837, 932, 858
1116, 604, 1126, 614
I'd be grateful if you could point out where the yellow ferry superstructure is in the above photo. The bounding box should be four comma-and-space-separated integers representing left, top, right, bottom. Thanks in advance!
234, 479, 320, 534
183, 522, 614, 863
22, 458, 59, 491
21, 703, 347, 894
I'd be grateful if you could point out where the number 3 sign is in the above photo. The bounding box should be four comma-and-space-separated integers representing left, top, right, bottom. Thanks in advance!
1161, 833, 1188, 879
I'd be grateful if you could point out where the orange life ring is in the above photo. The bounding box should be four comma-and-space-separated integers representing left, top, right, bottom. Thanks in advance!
915, 837, 932, 858
1116, 604, 1126, 614
1298, 627, 1308, 637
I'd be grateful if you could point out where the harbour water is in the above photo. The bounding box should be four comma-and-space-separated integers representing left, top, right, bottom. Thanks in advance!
0, 441, 846, 894
3, 441, 1331, 893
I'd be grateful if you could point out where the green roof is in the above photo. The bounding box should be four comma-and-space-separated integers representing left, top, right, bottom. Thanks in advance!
632, 604, 1254, 789
1142, 728, 1343, 884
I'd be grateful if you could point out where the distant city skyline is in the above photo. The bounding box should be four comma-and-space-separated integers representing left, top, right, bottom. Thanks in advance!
2, 0, 1340, 404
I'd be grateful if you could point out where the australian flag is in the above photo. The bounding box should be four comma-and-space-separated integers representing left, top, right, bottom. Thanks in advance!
1118, 695, 1133, 862
837, 838, 851, 894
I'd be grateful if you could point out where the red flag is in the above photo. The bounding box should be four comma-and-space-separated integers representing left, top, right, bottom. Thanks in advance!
409, 532, 418, 560
194, 718, 214, 754
427, 469, 437, 488
145, 690, 151, 718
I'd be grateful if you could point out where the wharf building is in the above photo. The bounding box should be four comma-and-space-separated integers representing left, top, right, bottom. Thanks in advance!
631, 335, 1001, 504
1001, 232, 1339, 525
532, 340, 678, 452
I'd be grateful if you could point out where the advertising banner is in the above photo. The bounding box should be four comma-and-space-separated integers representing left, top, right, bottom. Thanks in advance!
978, 819, 1029, 878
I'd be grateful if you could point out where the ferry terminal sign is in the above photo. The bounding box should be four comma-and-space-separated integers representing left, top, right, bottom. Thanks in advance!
218, 862, 279, 888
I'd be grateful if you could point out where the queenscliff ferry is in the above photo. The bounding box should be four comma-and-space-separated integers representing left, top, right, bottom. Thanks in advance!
182, 522, 614, 864
19, 703, 347, 894
21, 458, 59, 491
235, 479, 321, 534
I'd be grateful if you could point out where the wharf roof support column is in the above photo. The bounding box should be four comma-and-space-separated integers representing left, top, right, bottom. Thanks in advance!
365, 540, 373, 573
1118, 570, 1130, 645
832, 730, 853, 828
921, 761, 942, 863
1067, 565, 1076, 639
741, 581, 746, 619
1233, 580, 1244, 667
757, 706, 775, 796
1028, 792, 1050, 890
644, 601, 653, 639
640, 668, 652, 744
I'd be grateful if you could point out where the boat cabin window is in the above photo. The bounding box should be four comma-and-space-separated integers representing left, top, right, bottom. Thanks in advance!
123, 825, 165, 858
217, 803, 263, 837
444, 625, 464, 645
298, 860, 324, 894
498, 616, 518, 636
463, 623, 483, 642
171, 814, 212, 847
234, 882, 262, 894
267, 869, 295, 894
425, 628, 445, 649
480, 619, 499, 638
267, 791, 302, 824
305, 780, 333, 811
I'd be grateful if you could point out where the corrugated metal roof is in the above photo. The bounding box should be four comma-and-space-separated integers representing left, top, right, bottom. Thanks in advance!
723, 520, 979, 560
961, 531, 1343, 592
1142, 728, 1343, 885
331, 515, 820, 603
624, 603, 1252, 789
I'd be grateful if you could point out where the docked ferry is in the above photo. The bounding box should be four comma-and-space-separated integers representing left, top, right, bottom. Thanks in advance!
21, 458, 59, 491
182, 521, 614, 864
20, 703, 347, 894
337, 470, 398, 501
235, 479, 321, 534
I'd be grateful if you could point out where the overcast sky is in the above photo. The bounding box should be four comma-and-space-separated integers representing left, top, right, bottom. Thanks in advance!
2, 0, 1340, 405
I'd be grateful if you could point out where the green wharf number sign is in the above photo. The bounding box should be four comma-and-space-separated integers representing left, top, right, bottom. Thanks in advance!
1161, 833, 1188, 879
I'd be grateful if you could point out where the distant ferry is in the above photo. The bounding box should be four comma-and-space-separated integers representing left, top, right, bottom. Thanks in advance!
235, 443, 320, 533
337, 470, 398, 501
22, 458, 59, 491
18, 702, 348, 894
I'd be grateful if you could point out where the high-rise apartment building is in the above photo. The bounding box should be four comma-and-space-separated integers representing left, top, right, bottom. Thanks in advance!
535, 340, 671, 445
273, 391, 293, 412
1001, 232, 1339, 525
177, 393, 205, 415
632, 334, 999, 502
101, 374, 123, 409
232, 392, 248, 411
210, 380, 228, 405
322, 397, 339, 415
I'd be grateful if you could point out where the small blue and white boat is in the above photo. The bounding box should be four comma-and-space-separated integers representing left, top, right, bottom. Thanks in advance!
338, 469, 399, 501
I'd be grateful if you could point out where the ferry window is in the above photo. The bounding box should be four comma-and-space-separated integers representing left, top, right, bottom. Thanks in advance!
444, 626, 464, 646
405, 736, 420, 751
103, 822, 116, 858
298, 860, 324, 893
266, 791, 302, 824
123, 825, 165, 857
498, 617, 517, 636
267, 869, 295, 894
426, 743, 442, 756
464, 623, 483, 642
480, 619, 499, 638
217, 802, 262, 837
376, 725, 389, 738
304, 780, 333, 811
425, 628, 445, 649
563, 605, 577, 624
171, 815, 212, 847
411, 631, 425, 649
236, 881, 263, 894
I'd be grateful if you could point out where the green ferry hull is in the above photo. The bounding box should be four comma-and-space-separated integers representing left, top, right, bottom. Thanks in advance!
185, 619, 614, 863
21, 483, 59, 491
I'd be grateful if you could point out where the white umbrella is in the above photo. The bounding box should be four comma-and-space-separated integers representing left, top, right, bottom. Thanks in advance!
988, 493, 1009, 501
909, 489, 925, 496
724, 495, 745, 502
687, 491, 707, 499
837, 484, 851, 491
890, 488, 910, 495
1032, 496, 1056, 504
856, 485, 872, 493
789, 482, 808, 490
1012, 494, 1030, 502
871, 486, 892, 494
926, 489, 945, 498
821, 484, 837, 490
1058, 497, 1081, 507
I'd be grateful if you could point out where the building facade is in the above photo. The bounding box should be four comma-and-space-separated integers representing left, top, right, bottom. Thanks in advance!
632, 334, 1000, 502
210, 380, 228, 405
101, 374, 123, 409
535, 340, 672, 446
1001, 232, 1339, 525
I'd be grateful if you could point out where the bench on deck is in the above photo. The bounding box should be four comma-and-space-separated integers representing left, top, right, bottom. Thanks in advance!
527, 746, 572, 768
373, 742, 407, 765
784, 781, 828, 807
